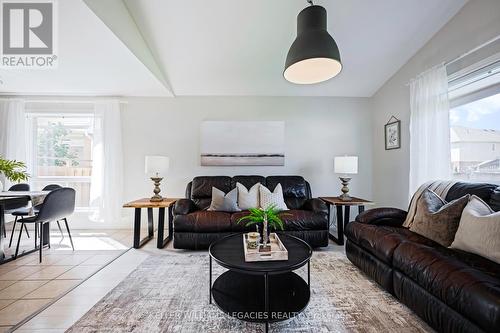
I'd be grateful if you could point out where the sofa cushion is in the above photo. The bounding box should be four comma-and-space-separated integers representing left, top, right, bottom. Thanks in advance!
409, 190, 469, 247
345, 222, 438, 264
278, 210, 328, 231
393, 241, 500, 331
230, 211, 260, 232
266, 176, 308, 209
231, 210, 327, 233
173, 211, 232, 233
191, 176, 232, 210
191, 176, 232, 199
491, 187, 500, 212
446, 182, 498, 205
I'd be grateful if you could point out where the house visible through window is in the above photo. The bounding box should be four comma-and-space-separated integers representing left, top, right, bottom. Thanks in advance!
27, 114, 94, 209
449, 92, 500, 184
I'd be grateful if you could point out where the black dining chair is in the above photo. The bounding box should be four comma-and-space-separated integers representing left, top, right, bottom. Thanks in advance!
2, 183, 31, 240
9, 184, 63, 247
15, 187, 76, 262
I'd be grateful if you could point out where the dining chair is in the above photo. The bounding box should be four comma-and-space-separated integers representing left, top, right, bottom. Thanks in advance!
9, 184, 64, 247
2, 183, 31, 240
15, 188, 76, 262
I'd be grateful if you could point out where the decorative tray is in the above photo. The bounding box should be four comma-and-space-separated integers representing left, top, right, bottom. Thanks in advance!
243, 233, 288, 262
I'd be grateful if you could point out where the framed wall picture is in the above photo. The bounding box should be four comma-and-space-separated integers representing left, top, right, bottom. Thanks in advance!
200, 121, 285, 166
385, 117, 401, 150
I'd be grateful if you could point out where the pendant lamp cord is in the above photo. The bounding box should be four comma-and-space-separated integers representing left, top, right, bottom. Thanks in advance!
307, 0, 314, 5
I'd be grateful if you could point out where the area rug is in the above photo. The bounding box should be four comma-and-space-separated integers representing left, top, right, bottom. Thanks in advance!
66, 251, 433, 333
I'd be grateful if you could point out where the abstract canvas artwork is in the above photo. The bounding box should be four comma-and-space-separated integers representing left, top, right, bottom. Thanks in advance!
200, 121, 285, 166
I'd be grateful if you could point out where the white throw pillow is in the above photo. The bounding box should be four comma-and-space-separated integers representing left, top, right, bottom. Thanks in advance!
259, 183, 288, 211
207, 187, 241, 212
450, 195, 500, 264
236, 182, 260, 210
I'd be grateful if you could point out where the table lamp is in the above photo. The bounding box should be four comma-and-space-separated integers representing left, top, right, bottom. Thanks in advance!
145, 156, 169, 202
334, 156, 358, 201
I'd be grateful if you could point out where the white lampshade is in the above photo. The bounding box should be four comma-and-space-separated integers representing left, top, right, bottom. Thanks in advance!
334, 156, 358, 174
145, 156, 169, 177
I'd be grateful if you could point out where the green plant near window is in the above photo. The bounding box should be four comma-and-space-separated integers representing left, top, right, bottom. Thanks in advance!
0, 156, 30, 183
237, 204, 286, 231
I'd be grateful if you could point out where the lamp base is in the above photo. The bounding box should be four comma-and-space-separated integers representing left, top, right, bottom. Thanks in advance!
150, 177, 165, 202
339, 177, 352, 201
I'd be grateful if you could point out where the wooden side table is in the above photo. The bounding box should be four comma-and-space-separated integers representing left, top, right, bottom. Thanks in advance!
320, 196, 374, 245
123, 198, 180, 249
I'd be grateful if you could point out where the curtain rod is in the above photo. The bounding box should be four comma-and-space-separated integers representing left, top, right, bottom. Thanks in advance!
404, 34, 500, 87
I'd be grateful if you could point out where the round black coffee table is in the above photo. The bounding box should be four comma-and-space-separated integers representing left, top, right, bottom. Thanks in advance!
208, 233, 312, 332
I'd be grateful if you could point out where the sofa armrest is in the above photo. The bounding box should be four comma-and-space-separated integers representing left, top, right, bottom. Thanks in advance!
173, 199, 198, 215
355, 207, 407, 227
302, 198, 328, 214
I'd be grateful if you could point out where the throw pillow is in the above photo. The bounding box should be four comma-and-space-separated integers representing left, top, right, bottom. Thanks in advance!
236, 182, 260, 210
450, 195, 500, 264
409, 189, 469, 247
259, 183, 288, 211
207, 187, 241, 212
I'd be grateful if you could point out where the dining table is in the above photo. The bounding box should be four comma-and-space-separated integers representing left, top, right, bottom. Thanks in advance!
0, 191, 50, 264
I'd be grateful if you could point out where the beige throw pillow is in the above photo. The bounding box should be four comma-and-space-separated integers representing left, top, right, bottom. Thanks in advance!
259, 183, 288, 211
207, 187, 241, 212
450, 195, 500, 264
236, 182, 260, 210
409, 189, 469, 247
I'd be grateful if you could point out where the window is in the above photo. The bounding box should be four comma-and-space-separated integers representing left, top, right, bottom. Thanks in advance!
27, 113, 94, 209
449, 92, 500, 184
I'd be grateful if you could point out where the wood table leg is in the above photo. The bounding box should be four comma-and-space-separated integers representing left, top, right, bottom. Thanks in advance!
358, 205, 365, 214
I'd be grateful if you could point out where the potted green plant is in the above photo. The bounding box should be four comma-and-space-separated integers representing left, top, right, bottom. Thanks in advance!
237, 204, 286, 251
0, 156, 29, 191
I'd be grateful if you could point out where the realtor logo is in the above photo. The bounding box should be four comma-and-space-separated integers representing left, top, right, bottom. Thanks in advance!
1, 0, 57, 68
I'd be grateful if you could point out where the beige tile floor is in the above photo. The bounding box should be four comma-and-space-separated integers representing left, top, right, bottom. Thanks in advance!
0, 227, 131, 332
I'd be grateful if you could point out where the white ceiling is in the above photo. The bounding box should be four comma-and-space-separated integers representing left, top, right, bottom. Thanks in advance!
0, 0, 467, 97
0, 0, 168, 96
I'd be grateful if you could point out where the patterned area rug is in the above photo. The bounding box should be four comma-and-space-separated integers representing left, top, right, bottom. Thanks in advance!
66, 251, 432, 333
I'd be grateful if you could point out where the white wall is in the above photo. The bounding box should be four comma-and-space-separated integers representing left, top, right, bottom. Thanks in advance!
121, 96, 373, 207
371, 0, 500, 209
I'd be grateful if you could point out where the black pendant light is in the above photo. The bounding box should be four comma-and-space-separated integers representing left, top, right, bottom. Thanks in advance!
284, 0, 342, 84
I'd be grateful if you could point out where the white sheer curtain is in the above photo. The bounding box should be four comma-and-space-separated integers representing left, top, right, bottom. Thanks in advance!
89, 100, 124, 224
409, 64, 451, 196
0, 99, 27, 190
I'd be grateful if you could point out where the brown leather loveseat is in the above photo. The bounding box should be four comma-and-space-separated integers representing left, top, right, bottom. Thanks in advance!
345, 182, 500, 333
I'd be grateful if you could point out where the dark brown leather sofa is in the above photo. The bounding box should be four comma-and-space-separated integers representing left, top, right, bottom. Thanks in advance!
345, 182, 500, 333
173, 175, 329, 250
